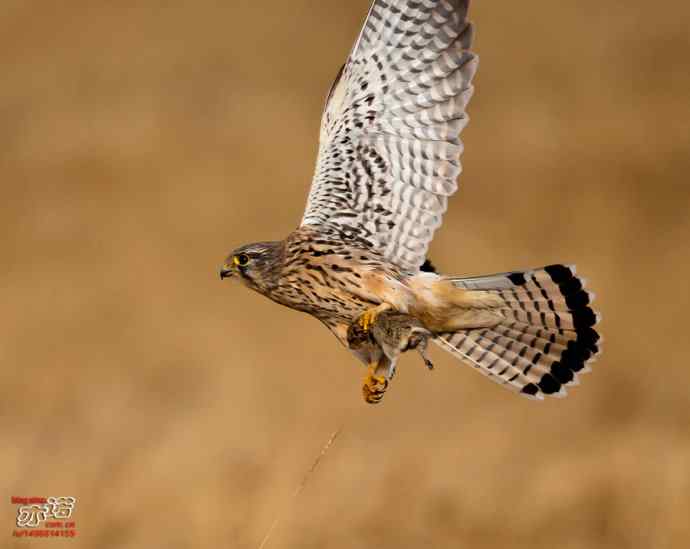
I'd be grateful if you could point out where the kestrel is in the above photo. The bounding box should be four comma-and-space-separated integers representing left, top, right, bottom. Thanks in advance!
220, 0, 601, 403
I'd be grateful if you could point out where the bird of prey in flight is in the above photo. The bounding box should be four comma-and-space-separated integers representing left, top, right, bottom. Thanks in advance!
220, 0, 600, 403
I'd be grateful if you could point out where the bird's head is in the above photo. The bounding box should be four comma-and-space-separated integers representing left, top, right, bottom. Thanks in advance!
219, 241, 284, 295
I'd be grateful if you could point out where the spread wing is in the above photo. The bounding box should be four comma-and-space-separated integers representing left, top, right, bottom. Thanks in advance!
301, 0, 477, 272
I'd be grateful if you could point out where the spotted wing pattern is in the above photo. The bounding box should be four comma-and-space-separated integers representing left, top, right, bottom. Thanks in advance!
301, 0, 477, 272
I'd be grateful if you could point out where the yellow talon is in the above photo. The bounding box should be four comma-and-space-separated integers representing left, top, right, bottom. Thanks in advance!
356, 303, 393, 333
358, 310, 375, 332
362, 364, 388, 404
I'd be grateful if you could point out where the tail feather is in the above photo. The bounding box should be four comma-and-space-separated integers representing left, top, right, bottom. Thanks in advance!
500, 321, 600, 356
436, 328, 560, 397
500, 307, 598, 332
436, 264, 601, 400
491, 324, 580, 364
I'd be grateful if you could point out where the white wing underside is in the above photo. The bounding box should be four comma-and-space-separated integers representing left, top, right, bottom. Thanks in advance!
301, 0, 477, 272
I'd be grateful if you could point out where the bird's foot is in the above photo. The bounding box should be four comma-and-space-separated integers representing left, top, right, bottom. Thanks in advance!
357, 310, 376, 332
356, 303, 393, 333
362, 366, 389, 405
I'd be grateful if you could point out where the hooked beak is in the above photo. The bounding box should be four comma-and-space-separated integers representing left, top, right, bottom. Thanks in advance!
219, 263, 234, 280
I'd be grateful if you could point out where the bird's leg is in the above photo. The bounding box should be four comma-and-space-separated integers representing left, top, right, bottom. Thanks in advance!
357, 303, 393, 333
362, 361, 389, 404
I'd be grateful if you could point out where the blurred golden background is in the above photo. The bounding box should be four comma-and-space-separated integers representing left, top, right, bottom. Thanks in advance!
3, 1, 690, 547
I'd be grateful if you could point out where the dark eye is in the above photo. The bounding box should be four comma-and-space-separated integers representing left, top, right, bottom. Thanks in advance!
234, 253, 250, 267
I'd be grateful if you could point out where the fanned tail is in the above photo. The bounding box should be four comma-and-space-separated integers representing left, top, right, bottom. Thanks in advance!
435, 264, 601, 400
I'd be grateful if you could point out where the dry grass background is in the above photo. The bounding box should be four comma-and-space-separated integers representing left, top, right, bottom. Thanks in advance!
2, 1, 690, 548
